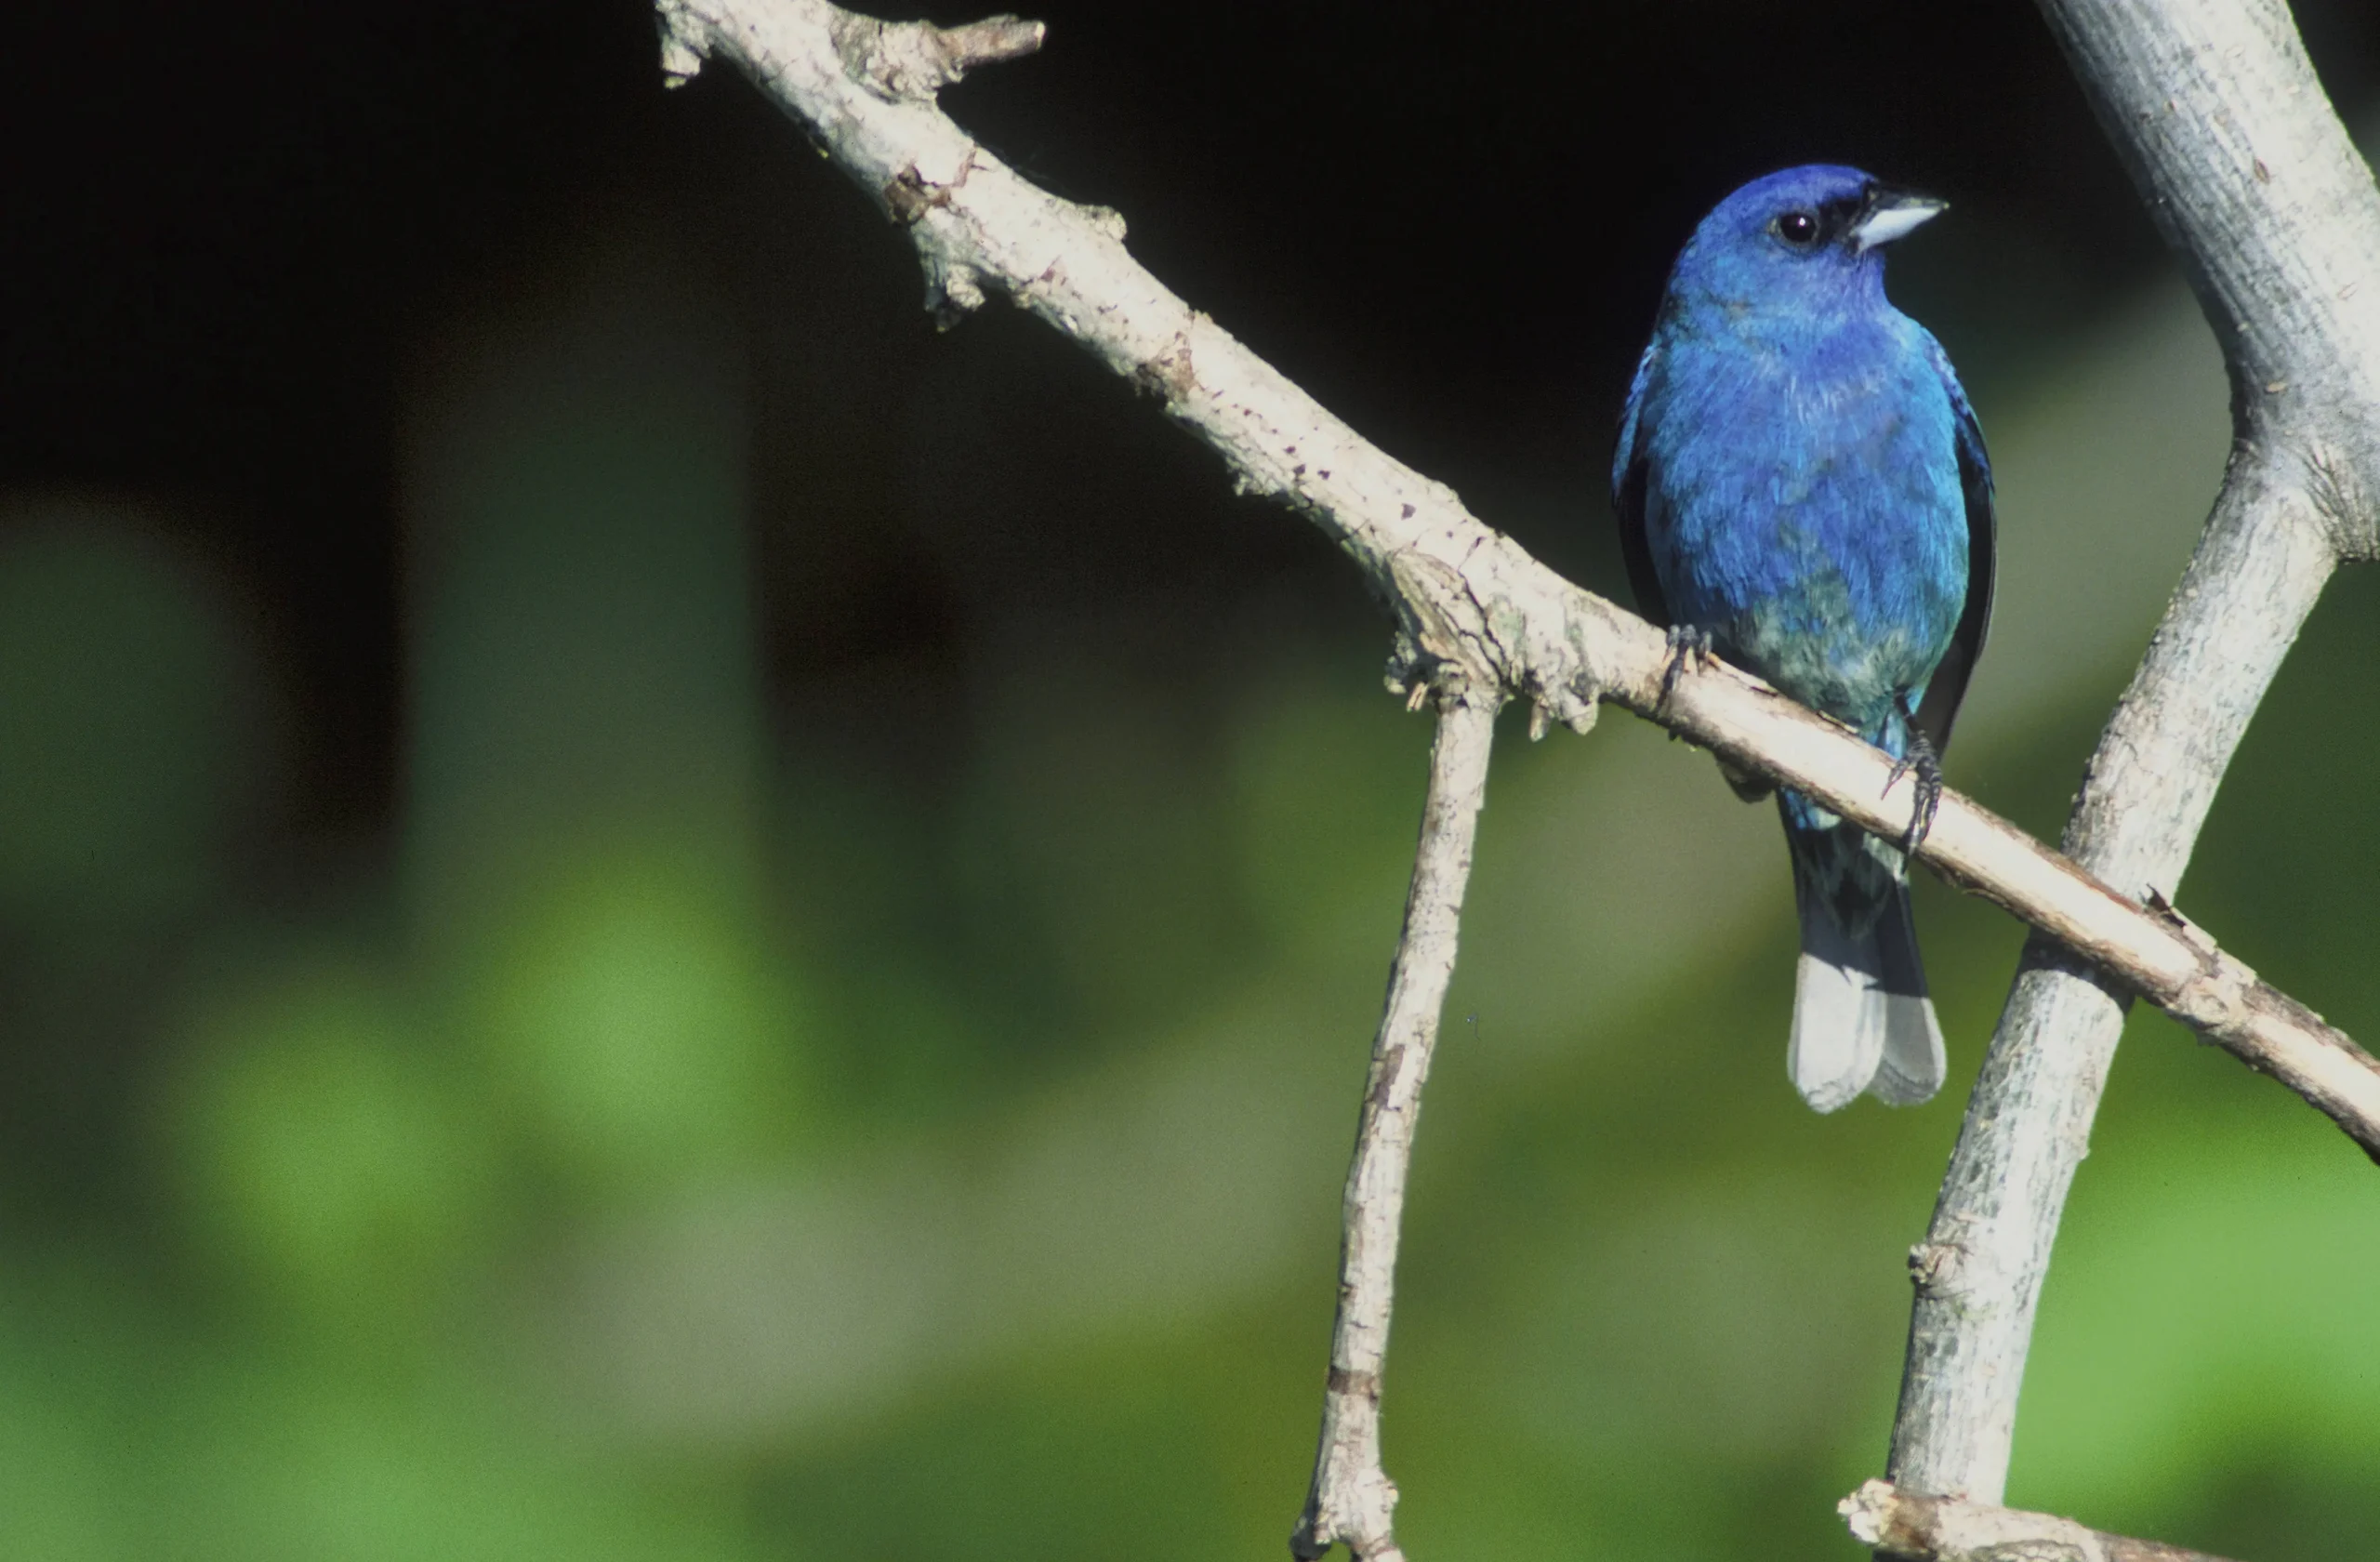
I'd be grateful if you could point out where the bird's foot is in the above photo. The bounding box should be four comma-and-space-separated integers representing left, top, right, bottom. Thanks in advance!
1659, 624, 1716, 712
1884, 725, 1943, 857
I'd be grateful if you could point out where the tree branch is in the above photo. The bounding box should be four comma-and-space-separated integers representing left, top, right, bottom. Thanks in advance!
1841, 1480, 2242, 1562
657, 0, 2380, 1541
652, 0, 2380, 1158
1887, 0, 2380, 1502
1291, 691, 1499, 1562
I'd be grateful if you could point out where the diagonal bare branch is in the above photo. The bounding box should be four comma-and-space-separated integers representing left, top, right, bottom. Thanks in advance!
652, 0, 2380, 1163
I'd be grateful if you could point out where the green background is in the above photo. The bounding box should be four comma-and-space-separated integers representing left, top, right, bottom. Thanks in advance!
5, 7, 2380, 1559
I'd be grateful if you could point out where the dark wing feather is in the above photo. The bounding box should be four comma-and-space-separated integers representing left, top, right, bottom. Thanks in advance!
1615, 453, 1670, 628
1612, 342, 1671, 628
1911, 340, 1995, 757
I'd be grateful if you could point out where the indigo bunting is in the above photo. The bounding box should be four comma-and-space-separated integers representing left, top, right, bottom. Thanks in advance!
1611, 165, 1995, 1112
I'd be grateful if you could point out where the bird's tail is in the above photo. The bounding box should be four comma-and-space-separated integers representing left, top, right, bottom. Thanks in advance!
1782, 803, 1945, 1113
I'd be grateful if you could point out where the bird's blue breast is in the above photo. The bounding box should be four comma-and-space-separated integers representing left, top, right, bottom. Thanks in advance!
1633, 304, 1967, 746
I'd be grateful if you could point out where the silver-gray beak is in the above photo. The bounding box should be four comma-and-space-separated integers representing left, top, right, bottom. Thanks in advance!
1853, 194, 1948, 252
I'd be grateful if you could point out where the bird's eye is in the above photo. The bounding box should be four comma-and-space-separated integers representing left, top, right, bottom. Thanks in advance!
1776, 211, 1820, 246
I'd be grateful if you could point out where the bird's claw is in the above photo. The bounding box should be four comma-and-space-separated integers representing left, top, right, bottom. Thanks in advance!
1659, 624, 1716, 712
1884, 725, 1944, 858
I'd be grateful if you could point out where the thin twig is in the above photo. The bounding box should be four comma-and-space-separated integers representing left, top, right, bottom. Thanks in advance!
1841, 1480, 2241, 1562
1289, 690, 1500, 1562
1888, 0, 2380, 1502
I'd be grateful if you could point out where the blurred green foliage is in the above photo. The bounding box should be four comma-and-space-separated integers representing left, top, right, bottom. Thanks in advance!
3, 260, 2378, 1562
0, 516, 263, 928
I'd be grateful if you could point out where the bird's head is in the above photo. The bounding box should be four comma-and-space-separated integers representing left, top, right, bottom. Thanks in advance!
1666, 164, 1945, 319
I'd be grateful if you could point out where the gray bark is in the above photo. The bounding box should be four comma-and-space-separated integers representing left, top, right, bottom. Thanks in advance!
1840, 1478, 2242, 1562
648, 0, 2380, 1159
648, 0, 2380, 1539
1887, 0, 2380, 1505
1292, 693, 1500, 1562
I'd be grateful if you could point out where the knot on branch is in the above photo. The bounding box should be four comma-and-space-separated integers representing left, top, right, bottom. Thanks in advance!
1128, 326, 1197, 407
2294, 429, 2380, 563
1519, 651, 1601, 738
1906, 1239, 1967, 1301
653, 0, 709, 86
1381, 549, 1503, 712
831, 10, 1046, 101
920, 253, 990, 328
1905, 1227, 2012, 1308
879, 155, 992, 326
1292, 1460, 1403, 1562
881, 164, 952, 225
2241, 356, 2380, 562
1380, 545, 1603, 737
1840, 1478, 2239, 1562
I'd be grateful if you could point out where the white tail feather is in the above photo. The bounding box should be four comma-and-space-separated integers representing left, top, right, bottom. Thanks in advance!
1789, 953, 1945, 1111
1870, 993, 1947, 1105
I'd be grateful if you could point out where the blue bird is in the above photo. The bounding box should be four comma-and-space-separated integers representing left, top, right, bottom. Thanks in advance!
1612, 165, 1995, 1112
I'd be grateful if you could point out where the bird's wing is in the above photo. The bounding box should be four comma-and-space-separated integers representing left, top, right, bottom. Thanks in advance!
1612, 340, 1672, 629
1911, 333, 1995, 756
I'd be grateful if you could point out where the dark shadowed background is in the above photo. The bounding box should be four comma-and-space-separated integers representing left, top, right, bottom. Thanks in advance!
4, 2, 2380, 1557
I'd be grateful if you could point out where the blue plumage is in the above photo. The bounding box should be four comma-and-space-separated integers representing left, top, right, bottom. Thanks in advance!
1612, 165, 1995, 1111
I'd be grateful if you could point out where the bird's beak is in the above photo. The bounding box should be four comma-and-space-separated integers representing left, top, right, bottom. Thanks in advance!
1853, 191, 1948, 252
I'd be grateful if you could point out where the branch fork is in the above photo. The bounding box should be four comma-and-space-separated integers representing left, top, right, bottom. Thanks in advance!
827, 11, 1044, 101
646, 0, 2380, 1163
659, 1, 1043, 97
1889, 0, 2380, 1502
1841, 1480, 2241, 1562
651, 0, 2380, 1552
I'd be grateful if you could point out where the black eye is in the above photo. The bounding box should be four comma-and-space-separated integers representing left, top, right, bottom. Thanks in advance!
1776, 210, 1820, 246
